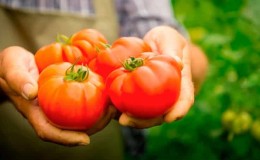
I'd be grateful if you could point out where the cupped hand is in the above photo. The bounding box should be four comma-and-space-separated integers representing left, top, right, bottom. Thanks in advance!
0, 46, 90, 146
118, 26, 195, 128
86, 105, 117, 135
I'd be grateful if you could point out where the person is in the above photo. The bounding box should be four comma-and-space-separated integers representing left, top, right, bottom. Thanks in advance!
0, 0, 208, 159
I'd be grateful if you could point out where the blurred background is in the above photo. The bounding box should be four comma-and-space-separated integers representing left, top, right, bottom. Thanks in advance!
135, 0, 260, 159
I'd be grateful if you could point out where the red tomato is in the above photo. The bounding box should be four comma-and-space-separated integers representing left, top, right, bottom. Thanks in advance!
37, 62, 109, 130
106, 52, 182, 119
71, 29, 108, 63
35, 28, 108, 73
89, 37, 152, 79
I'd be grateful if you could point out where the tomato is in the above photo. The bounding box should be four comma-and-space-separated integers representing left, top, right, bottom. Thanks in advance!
37, 62, 109, 130
71, 29, 108, 63
106, 52, 181, 119
251, 120, 260, 142
222, 110, 237, 130
222, 110, 253, 135
232, 111, 252, 134
89, 37, 152, 79
35, 28, 108, 73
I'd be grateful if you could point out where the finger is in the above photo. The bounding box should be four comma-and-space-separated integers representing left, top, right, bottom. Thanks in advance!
143, 26, 187, 58
7, 93, 90, 146
27, 102, 90, 146
164, 45, 194, 123
171, 55, 183, 70
1, 46, 39, 100
119, 113, 164, 129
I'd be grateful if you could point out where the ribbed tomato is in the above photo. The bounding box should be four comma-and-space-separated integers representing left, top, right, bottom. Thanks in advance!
37, 62, 109, 130
106, 52, 181, 119
35, 28, 108, 72
89, 37, 152, 79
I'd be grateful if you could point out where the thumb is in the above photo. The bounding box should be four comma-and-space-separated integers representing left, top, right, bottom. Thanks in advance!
1, 46, 39, 100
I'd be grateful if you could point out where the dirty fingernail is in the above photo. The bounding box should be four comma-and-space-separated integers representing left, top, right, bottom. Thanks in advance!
119, 114, 135, 127
22, 83, 35, 100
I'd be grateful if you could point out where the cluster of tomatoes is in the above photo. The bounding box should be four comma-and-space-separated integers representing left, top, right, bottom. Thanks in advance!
35, 28, 182, 131
222, 109, 260, 142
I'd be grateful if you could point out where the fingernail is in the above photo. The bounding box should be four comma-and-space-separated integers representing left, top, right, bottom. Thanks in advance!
119, 115, 135, 127
22, 83, 35, 100
79, 137, 90, 145
166, 116, 183, 123
173, 56, 183, 70
79, 141, 89, 146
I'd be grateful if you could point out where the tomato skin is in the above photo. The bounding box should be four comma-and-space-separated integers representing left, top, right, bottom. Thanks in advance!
35, 28, 108, 73
71, 29, 108, 63
38, 62, 109, 130
89, 37, 152, 79
71, 29, 108, 49
106, 53, 181, 119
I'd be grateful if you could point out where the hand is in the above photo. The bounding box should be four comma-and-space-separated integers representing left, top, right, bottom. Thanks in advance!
118, 26, 195, 128
0, 46, 90, 146
86, 105, 117, 135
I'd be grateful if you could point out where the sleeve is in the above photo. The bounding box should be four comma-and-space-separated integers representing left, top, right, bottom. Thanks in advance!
115, 0, 189, 38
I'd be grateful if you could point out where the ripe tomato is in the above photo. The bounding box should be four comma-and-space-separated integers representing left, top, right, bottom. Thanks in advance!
89, 37, 152, 79
35, 28, 108, 72
106, 52, 181, 119
37, 62, 109, 130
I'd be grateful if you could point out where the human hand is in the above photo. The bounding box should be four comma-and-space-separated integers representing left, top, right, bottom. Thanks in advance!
118, 26, 195, 128
0, 46, 91, 146
86, 105, 117, 135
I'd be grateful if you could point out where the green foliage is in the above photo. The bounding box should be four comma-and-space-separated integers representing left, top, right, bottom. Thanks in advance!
139, 0, 260, 159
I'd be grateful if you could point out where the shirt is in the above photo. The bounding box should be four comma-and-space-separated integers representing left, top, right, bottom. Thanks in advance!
0, 0, 188, 38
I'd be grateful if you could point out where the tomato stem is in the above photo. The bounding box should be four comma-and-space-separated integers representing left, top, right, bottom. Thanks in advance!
64, 64, 89, 82
56, 34, 72, 45
123, 57, 144, 71
99, 42, 111, 48
95, 42, 111, 53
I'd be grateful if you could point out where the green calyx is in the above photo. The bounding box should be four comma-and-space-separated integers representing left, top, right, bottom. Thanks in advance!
95, 42, 111, 53
123, 57, 144, 71
64, 64, 89, 82
56, 34, 72, 45
99, 42, 111, 48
